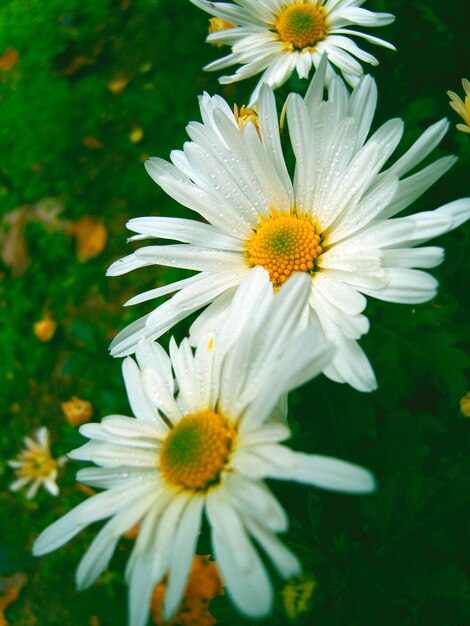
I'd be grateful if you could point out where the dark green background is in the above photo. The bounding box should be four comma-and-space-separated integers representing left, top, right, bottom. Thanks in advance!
0, 1, 469, 624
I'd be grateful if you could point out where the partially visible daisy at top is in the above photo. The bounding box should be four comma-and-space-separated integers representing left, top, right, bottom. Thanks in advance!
108, 57, 470, 392
8, 427, 67, 499
448, 78, 470, 134
34, 269, 375, 626
191, 0, 395, 103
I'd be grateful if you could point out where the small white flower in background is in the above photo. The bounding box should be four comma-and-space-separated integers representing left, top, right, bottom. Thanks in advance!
191, 0, 395, 103
107, 57, 470, 392
34, 269, 375, 626
9, 427, 67, 499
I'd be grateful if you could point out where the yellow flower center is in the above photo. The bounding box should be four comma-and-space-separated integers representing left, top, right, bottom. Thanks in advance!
160, 411, 235, 490
245, 211, 322, 287
233, 104, 260, 135
18, 450, 57, 480
208, 16, 236, 35
208, 17, 237, 47
276, 2, 327, 50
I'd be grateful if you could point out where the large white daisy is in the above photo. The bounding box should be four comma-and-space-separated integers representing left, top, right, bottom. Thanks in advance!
108, 58, 470, 392
33, 269, 375, 626
191, 0, 395, 102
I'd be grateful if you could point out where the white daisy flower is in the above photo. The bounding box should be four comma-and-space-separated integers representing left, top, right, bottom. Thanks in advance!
34, 269, 375, 626
191, 0, 396, 103
8, 427, 67, 500
107, 59, 470, 392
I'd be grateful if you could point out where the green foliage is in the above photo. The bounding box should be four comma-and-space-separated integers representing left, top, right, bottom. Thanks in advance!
0, 0, 469, 625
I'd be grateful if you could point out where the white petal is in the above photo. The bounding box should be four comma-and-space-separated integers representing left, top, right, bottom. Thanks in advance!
193, 332, 218, 411
122, 357, 162, 424
238, 422, 291, 447
319, 41, 363, 76
44, 480, 59, 497
207, 489, 273, 617
142, 367, 182, 422
36, 427, 49, 448
134, 243, 244, 272
311, 273, 367, 316
107, 252, 154, 277
124, 274, 205, 307
169, 337, 198, 415
329, 175, 399, 242
188, 287, 237, 345
331, 28, 396, 52
224, 473, 288, 532
8, 460, 25, 468
68, 440, 157, 468
135, 340, 174, 396
145, 158, 251, 238
220, 271, 314, 422
239, 325, 334, 433
100, 415, 168, 441
26, 480, 41, 500
110, 271, 244, 357
381, 247, 444, 269
384, 118, 450, 178
127, 491, 189, 626
268, 449, 376, 494
348, 74, 378, 153
304, 52, 328, 110
327, 35, 379, 66
190, 0, 268, 27
163, 496, 204, 620
76, 489, 160, 590
127, 216, 243, 251
400, 198, 470, 247
10, 477, 31, 492
332, 7, 395, 27
242, 123, 292, 213
215, 266, 273, 358
33, 480, 158, 555
229, 448, 271, 479
83, 422, 142, 457
310, 304, 377, 392
311, 283, 369, 340
76, 466, 157, 490
361, 268, 438, 304
380, 156, 457, 219
242, 516, 301, 579
258, 83, 294, 204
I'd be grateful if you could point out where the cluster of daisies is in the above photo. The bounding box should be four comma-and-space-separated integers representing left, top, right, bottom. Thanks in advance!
10, 2, 469, 626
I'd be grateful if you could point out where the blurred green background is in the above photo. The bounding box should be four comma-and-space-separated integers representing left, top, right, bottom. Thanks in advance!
0, 0, 469, 624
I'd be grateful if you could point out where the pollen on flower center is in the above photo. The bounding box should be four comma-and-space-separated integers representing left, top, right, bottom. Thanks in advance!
275, 2, 327, 50
234, 103, 260, 135
160, 411, 235, 490
18, 449, 57, 480
246, 211, 322, 287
